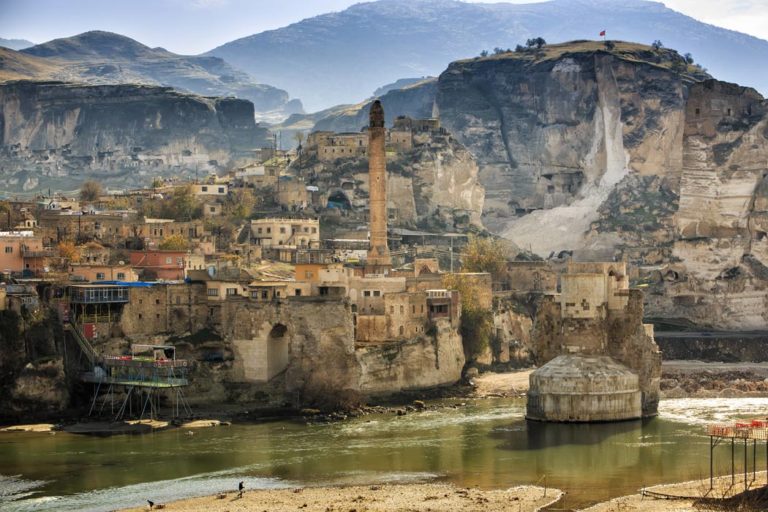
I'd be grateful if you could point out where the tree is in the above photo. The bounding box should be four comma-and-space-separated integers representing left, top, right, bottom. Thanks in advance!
652, 40, 664, 50
514, 44, 526, 53
526, 37, 546, 49
164, 185, 200, 221
493, 47, 505, 55
79, 180, 102, 203
479, 50, 489, 57
158, 234, 189, 251
442, 273, 495, 361
227, 188, 256, 220
684, 52, 694, 64
58, 241, 80, 262
151, 177, 164, 189
604, 40, 616, 51
459, 235, 509, 283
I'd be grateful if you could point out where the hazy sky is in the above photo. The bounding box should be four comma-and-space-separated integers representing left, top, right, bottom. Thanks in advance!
0, 0, 766, 54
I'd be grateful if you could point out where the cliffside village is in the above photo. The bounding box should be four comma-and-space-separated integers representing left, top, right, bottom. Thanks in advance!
0, 102, 657, 411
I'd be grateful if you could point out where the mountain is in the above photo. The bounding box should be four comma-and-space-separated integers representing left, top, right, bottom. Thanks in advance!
0, 38, 34, 51
207, 0, 768, 111
17, 31, 302, 120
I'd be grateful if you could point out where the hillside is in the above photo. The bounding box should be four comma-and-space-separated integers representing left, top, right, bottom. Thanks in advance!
16, 31, 302, 120
0, 38, 34, 51
0, 47, 62, 81
207, 0, 768, 111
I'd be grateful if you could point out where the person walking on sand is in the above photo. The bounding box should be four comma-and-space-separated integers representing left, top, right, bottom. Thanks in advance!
237, 481, 245, 499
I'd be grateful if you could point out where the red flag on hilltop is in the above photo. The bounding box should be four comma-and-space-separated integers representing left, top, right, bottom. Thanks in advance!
600, 30, 606, 37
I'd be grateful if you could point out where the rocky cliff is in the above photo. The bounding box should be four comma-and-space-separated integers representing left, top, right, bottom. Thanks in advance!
0, 81, 269, 192
430, 42, 768, 330
436, 42, 696, 251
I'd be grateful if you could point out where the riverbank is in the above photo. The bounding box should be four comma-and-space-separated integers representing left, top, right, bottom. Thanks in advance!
119, 483, 563, 512
582, 471, 768, 511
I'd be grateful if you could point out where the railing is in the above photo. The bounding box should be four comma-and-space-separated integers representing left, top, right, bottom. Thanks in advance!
66, 322, 97, 365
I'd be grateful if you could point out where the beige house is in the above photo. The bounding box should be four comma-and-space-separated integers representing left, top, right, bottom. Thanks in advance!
250, 218, 320, 248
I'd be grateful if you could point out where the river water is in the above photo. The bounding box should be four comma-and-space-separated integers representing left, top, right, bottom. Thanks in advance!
2, 397, 768, 511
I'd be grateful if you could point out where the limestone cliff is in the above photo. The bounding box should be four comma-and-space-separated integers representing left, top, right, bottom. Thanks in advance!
431, 41, 768, 330
0, 81, 269, 192
436, 42, 694, 251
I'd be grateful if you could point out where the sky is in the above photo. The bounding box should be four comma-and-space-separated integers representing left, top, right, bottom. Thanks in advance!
0, 0, 766, 54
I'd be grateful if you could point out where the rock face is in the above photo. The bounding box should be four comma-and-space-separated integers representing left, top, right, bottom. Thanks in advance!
429, 41, 768, 331
0, 81, 269, 192
436, 42, 692, 251
218, 298, 465, 403
299, 128, 484, 231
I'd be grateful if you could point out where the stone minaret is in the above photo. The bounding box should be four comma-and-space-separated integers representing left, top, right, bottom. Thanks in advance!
366, 100, 392, 272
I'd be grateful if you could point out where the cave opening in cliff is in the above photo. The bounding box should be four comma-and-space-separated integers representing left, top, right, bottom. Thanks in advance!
327, 191, 351, 210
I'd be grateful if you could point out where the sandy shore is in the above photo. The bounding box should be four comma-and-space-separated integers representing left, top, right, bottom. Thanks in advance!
472, 369, 532, 397
0, 423, 56, 432
119, 483, 563, 512
581, 471, 768, 511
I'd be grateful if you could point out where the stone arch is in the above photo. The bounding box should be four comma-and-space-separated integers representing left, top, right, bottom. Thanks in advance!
261, 323, 289, 381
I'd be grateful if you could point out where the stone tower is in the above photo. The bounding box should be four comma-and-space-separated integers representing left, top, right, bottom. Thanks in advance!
366, 100, 392, 272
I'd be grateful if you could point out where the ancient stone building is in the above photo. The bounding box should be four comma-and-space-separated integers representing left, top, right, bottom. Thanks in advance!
527, 262, 661, 422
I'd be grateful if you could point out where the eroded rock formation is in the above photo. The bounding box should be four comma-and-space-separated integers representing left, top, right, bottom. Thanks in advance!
0, 81, 269, 192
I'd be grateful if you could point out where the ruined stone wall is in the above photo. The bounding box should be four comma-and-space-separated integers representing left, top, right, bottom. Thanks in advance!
531, 289, 660, 416
119, 283, 207, 337
355, 317, 465, 395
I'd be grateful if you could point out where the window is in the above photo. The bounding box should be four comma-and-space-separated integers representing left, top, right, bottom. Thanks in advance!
117, 272, 125, 280
295, 289, 302, 296
262, 290, 268, 299
96, 272, 105, 280
176, 296, 181, 305
166, 257, 172, 264
390, 306, 394, 314
156, 314, 160, 319
421, 305, 424, 313
311, 227, 317, 234
258, 227, 263, 234
138, 313, 142, 319
400, 305, 404, 314
226, 288, 238, 296
4, 246, 12, 254
373, 290, 381, 297
412, 305, 416, 314
218, 187, 224, 193
207, 288, 219, 296
266, 227, 271, 234
156, 299, 160, 305
280, 227, 286, 234
364, 290, 371, 297
202, 186, 208, 192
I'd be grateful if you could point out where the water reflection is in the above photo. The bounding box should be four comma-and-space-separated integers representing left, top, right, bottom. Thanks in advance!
0, 397, 759, 511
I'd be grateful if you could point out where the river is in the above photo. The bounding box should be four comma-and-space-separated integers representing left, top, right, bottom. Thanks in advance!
2, 396, 768, 511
